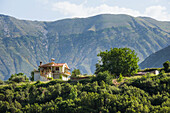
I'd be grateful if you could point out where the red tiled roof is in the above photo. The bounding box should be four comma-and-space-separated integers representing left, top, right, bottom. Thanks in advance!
39, 62, 70, 69
40, 62, 64, 67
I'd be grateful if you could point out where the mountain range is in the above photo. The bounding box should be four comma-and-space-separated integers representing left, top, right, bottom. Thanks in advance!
139, 45, 170, 69
0, 14, 170, 80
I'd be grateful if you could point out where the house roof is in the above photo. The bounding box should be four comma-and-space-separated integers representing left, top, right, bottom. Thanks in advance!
39, 62, 70, 70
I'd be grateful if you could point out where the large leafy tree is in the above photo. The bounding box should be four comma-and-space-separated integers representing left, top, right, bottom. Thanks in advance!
95, 48, 139, 76
71, 69, 81, 77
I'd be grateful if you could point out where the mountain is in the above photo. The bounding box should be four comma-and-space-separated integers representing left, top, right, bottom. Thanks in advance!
139, 45, 170, 69
0, 14, 170, 80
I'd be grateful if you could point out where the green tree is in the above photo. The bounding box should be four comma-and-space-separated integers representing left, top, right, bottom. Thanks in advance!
30, 71, 34, 81
71, 69, 81, 77
95, 48, 139, 76
8, 73, 29, 83
163, 61, 170, 72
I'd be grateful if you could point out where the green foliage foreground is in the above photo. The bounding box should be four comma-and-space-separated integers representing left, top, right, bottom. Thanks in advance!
0, 73, 170, 113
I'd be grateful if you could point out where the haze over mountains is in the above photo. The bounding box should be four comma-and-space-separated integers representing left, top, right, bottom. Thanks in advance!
0, 14, 170, 80
139, 45, 170, 69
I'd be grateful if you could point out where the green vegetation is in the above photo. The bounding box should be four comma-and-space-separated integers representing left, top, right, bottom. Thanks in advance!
0, 72, 170, 113
71, 69, 81, 77
8, 73, 29, 83
0, 79, 3, 85
93, 71, 113, 84
140, 68, 162, 72
96, 48, 139, 76
0, 54, 170, 112
30, 71, 34, 81
47, 77, 53, 80
163, 61, 170, 73
59, 75, 62, 80
117, 73, 123, 82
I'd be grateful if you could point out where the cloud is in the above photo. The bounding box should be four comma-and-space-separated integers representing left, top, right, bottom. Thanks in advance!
144, 6, 170, 21
52, 1, 141, 17
52, 1, 170, 21
52, 2, 86, 16
152, 0, 161, 2
36, 0, 49, 4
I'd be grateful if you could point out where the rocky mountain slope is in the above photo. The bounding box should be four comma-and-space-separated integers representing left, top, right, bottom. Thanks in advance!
0, 14, 170, 80
139, 45, 170, 69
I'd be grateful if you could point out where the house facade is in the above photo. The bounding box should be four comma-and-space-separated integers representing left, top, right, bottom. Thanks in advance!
34, 61, 71, 81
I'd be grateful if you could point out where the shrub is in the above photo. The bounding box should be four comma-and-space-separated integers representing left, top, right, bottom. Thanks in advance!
141, 75, 147, 80
117, 74, 123, 82
79, 79, 91, 84
30, 71, 34, 81
35, 80, 41, 84
8, 73, 29, 83
159, 70, 167, 78
94, 71, 113, 85
0, 79, 3, 85
0, 93, 5, 101
146, 72, 151, 78
163, 61, 170, 72
47, 77, 53, 80
59, 75, 62, 79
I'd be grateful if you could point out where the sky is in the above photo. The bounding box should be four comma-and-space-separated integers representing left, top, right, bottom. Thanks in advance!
0, 0, 170, 21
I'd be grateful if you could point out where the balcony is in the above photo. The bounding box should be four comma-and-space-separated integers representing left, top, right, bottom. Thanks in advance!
52, 70, 61, 74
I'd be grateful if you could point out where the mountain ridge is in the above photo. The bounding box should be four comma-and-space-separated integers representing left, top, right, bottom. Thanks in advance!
0, 14, 170, 80
139, 45, 170, 69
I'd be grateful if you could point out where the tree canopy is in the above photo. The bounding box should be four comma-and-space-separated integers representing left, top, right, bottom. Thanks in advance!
71, 69, 81, 77
8, 73, 29, 83
163, 61, 170, 72
95, 48, 139, 76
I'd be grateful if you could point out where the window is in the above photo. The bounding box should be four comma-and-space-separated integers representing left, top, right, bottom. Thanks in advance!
56, 67, 59, 70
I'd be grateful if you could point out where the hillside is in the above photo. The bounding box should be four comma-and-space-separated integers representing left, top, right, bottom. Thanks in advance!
0, 14, 170, 80
139, 45, 170, 69
0, 73, 170, 112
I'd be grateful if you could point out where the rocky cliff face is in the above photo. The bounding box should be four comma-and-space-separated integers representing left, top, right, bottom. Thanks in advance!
0, 14, 170, 80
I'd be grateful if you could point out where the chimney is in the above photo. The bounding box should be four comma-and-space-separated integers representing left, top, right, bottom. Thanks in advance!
40, 61, 42, 66
51, 58, 55, 62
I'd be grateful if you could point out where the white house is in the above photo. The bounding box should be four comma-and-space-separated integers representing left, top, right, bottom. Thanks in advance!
34, 60, 71, 81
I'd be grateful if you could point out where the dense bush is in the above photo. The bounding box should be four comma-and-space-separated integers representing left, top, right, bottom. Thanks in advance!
162, 61, 170, 73
117, 73, 123, 82
0, 72, 169, 113
8, 73, 29, 83
93, 71, 113, 84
